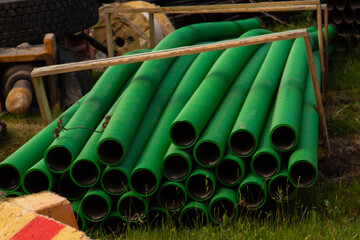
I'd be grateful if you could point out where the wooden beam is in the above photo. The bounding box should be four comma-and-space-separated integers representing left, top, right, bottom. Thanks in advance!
105, 13, 114, 57
316, 0, 326, 102
324, 7, 329, 96
32, 29, 307, 78
149, 13, 155, 49
31, 77, 52, 125
303, 34, 331, 158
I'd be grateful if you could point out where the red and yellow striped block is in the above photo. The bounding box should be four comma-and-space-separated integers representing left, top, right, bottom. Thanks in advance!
0, 198, 90, 240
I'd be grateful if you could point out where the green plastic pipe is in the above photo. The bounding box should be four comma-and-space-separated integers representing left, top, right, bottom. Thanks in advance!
146, 206, 172, 227
251, 104, 281, 179
100, 211, 128, 234
0, 95, 85, 192
57, 173, 88, 201
308, 26, 337, 50
193, 42, 272, 167
0, 191, 24, 199
215, 153, 245, 187
170, 28, 272, 149
98, 18, 261, 164
238, 173, 267, 210
157, 181, 187, 211
180, 201, 209, 228
117, 191, 149, 223
21, 158, 56, 194
129, 49, 225, 197
270, 37, 311, 152
71, 200, 86, 232
162, 144, 192, 182
288, 53, 321, 188
45, 49, 147, 174
100, 167, 128, 196
80, 188, 112, 222
208, 188, 239, 225
229, 38, 294, 157
268, 168, 297, 202
185, 168, 216, 201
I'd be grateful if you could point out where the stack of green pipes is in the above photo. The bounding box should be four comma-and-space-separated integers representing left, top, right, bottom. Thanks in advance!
0, 18, 336, 231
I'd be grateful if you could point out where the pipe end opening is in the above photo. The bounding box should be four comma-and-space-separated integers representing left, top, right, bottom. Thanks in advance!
131, 170, 157, 196
163, 155, 190, 181
46, 147, 72, 172
102, 216, 127, 234
23, 171, 50, 194
216, 160, 242, 186
158, 185, 186, 210
230, 131, 255, 156
82, 195, 109, 221
98, 140, 123, 165
58, 174, 87, 200
72, 161, 99, 186
271, 126, 296, 151
252, 153, 279, 178
147, 209, 169, 227
240, 184, 265, 209
181, 208, 207, 228
102, 169, 128, 194
170, 122, 196, 148
290, 162, 316, 187
187, 175, 214, 200
0, 165, 20, 191
210, 200, 237, 223
118, 196, 146, 221
195, 142, 221, 166
270, 176, 296, 202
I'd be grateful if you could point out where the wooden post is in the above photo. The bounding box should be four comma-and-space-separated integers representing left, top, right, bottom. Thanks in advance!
105, 13, 115, 57
149, 12, 155, 48
324, 7, 329, 95
316, 0, 326, 102
303, 35, 331, 158
31, 77, 52, 125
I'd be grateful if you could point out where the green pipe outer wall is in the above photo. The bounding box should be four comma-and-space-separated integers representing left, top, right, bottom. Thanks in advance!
162, 144, 193, 182
208, 187, 239, 225
44, 49, 147, 174
157, 181, 187, 211
185, 168, 217, 201
229, 38, 294, 157
238, 173, 268, 210
270, 37, 310, 152
97, 18, 261, 163
129, 49, 225, 197
57, 173, 88, 201
80, 188, 112, 222
268, 168, 297, 202
288, 53, 321, 188
0, 96, 85, 192
170, 28, 272, 149
251, 104, 281, 179
309, 26, 337, 50
117, 191, 149, 223
215, 153, 246, 186
193, 42, 272, 167
180, 201, 209, 228
21, 158, 56, 194
71, 200, 86, 232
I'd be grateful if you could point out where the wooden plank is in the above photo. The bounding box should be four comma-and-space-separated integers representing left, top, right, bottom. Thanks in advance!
104, 13, 114, 57
149, 13, 155, 49
31, 77, 52, 125
303, 35, 331, 158
32, 29, 308, 78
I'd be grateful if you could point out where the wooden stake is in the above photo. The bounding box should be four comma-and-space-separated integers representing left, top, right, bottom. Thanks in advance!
105, 13, 115, 57
149, 13, 155, 49
31, 77, 52, 125
316, 0, 326, 102
324, 7, 329, 96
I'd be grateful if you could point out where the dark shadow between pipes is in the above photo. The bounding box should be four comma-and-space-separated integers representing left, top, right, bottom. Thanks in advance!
71, 161, 99, 186
187, 175, 214, 200
98, 140, 123, 165
240, 184, 265, 208
163, 155, 190, 181
210, 200, 237, 223
230, 130, 255, 156
131, 170, 157, 196
102, 169, 128, 194
23, 171, 50, 193
102, 216, 127, 234
82, 195, 109, 221
269, 176, 296, 202
181, 208, 207, 228
0, 165, 20, 190
118, 196, 146, 222
195, 142, 221, 166
58, 174, 87, 200
170, 122, 196, 147
252, 153, 278, 178
271, 126, 296, 151
216, 160, 242, 185
146, 209, 169, 227
290, 162, 316, 187
46, 147, 72, 172
158, 185, 186, 210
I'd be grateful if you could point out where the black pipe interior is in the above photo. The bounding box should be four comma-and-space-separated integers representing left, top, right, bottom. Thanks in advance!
327, 0, 334, 10
240, 184, 265, 208
181, 208, 206, 228
195, 142, 221, 166
356, 9, 360, 24
290, 162, 316, 187
131, 170, 157, 195
170, 122, 196, 147
216, 159, 242, 185
253, 153, 278, 178
0, 165, 20, 190
102, 216, 127, 233
23, 171, 50, 193
147, 209, 169, 227
335, 0, 347, 11
187, 175, 213, 200
230, 130, 255, 156
98, 140, 123, 165
72, 161, 98, 186
271, 126, 296, 151
46, 147, 72, 172
210, 199, 236, 223
332, 9, 343, 25
270, 176, 296, 201
118, 196, 146, 221
343, 8, 355, 24
58, 174, 87, 200
158, 185, 186, 210
82, 195, 109, 221
102, 169, 128, 194
163, 155, 189, 180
